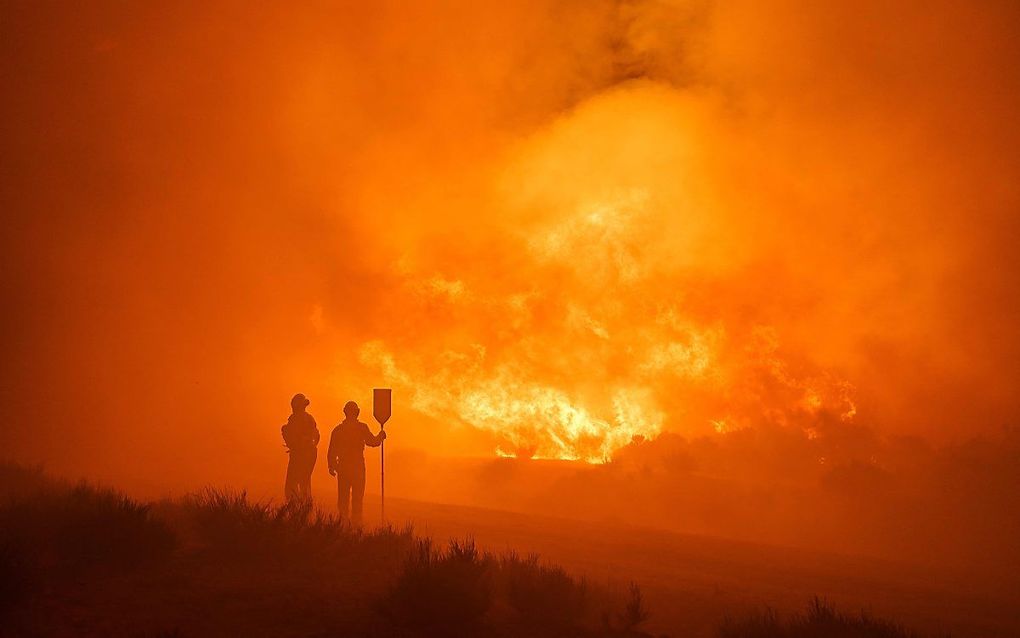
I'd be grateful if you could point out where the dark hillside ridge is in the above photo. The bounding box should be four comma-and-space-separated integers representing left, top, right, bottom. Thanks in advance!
0, 462, 941, 638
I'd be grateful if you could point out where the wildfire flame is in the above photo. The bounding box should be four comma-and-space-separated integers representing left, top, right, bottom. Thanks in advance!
354, 84, 859, 463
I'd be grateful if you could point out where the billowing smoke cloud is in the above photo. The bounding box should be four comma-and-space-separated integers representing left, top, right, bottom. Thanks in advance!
2, 1, 1018, 488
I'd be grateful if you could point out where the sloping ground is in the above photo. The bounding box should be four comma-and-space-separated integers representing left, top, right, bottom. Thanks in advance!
0, 464, 656, 637
0, 462, 986, 638
372, 496, 1020, 638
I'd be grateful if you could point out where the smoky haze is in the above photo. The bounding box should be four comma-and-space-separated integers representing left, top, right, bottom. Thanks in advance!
2, 1, 1019, 565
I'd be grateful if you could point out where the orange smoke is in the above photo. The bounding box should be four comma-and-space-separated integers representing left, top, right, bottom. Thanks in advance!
1, 0, 1018, 489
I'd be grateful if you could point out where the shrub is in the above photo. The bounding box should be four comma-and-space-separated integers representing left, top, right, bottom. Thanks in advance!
0, 466, 640, 638
178, 489, 413, 568
719, 597, 930, 638
499, 550, 587, 629
381, 540, 616, 636
382, 538, 493, 635
0, 482, 176, 570
0, 543, 30, 620
0, 462, 58, 503
619, 582, 650, 631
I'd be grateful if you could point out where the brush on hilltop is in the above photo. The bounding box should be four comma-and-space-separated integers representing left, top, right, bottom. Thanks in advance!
0, 461, 649, 637
0, 461, 944, 638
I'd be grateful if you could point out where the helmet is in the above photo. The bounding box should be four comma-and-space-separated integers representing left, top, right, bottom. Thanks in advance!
343, 401, 360, 418
291, 393, 310, 411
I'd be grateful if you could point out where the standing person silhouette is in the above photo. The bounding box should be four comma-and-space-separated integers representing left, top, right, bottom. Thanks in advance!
281, 393, 319, 501
327, 401, 386, 525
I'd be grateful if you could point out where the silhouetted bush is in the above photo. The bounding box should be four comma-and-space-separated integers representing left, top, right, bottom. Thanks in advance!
178, 489, 414, 567
499, 550, 587, 629
383, 538, 493, 635
719, 597, 931, 638
0, 482, 176, 570
0, 543, 30, 621
0, 464, 946, 638
618, 582, 650, 632
380, 539, 625, 637
181, 489, 306, 557
0, 465, 700, 638
0, 461, 58, 502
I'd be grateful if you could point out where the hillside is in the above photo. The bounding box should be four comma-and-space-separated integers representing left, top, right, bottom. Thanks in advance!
0, 463, 961, 637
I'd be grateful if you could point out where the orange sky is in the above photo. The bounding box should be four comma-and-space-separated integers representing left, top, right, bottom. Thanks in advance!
2, 1, 1019, 491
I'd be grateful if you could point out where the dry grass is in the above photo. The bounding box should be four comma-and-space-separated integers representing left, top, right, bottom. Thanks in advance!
0, 462, 940, 638
719, 597, 941, 638
0, 462, 643, 636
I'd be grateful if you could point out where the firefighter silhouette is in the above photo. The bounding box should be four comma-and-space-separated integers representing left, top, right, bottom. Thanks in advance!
327, 400, 386, 524
281, 393, 319, 500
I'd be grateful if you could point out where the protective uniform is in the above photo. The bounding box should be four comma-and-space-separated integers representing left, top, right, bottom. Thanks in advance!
282, 394, 319, 501
327, 404, 384, 524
